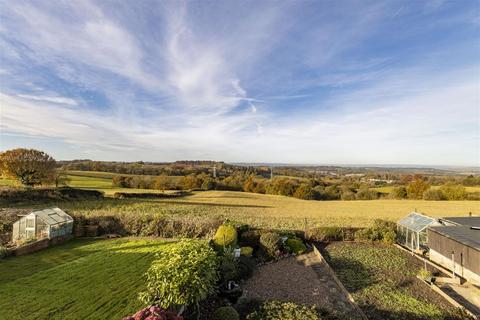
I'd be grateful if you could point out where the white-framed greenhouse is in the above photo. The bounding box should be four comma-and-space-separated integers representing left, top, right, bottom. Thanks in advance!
12, 207, 73, 242
397, 212, 440, 251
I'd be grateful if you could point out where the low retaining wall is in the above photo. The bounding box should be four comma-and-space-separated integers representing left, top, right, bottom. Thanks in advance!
312, 244, 369, 320
13, 235, 72, 256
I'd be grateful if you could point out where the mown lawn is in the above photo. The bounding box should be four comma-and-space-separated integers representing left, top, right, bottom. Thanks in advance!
0, 238, 173, 320
322, 242, 460, 320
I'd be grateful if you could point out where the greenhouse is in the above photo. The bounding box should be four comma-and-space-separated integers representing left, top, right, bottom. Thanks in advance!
12, 207, 73, 242
397, 212, 440, 251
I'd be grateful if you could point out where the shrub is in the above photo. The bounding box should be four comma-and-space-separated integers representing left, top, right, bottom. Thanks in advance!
122, 305, 182, 320
219, 249, 238, 283
213, 224, 238, 249
240, 246, 253, 257
391, 186, 407, 199
417, 268, 433, 281
306, 227, 346, 241
236, 256, 256, 280
285, 238, 306, 254
423, 188, 445, 200
246, 301, 319, 320
439, 183, 467, 200
260, 232, 281, 259
355, 188, 379, 200
466, 192, 480, 200
0, 245, 7, 259
139, 239, 219, 310
240, 230, 261, 248
211, 306, 239, 320
355, 219, 396, 244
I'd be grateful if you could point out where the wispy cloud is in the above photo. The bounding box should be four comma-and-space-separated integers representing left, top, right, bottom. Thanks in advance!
0, 0, 478, 165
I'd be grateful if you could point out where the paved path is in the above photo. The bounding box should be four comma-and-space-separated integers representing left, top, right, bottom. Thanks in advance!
240, 251, 362, 319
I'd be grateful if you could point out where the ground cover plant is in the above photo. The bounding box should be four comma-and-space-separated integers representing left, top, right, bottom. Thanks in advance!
0, 238, 176, 320
322, 242, 467, 320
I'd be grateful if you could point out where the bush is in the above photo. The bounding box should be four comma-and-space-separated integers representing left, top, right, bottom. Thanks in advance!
439, 183, 467, 200
355, 188, 379, 200
213, 224, 238, 249
240, 246, 253, 257
0, 245, 7, 259
211, 306, 239, 320
391, 186, 407, 199
355, 219, 396, 244
260, 232, 281, 259
246, 301, 319, 320
236, 256, 256, 281
306, 227, 348, 241
122, 305, 182, 320
417, 268, 433, 281
139, 239, 219, 310
240, 230, 261, 249
285, 238, 306, 254
466, 192, 480, 200
219, 249, 238, 283
423, 188, 445, 200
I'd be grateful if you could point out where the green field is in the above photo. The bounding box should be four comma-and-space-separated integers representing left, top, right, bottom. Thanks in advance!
0, 238, 174, 320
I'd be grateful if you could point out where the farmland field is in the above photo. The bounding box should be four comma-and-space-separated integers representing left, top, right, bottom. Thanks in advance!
322, 242, 461, 320
0, 238, 174, 320
11, 190, 480, 229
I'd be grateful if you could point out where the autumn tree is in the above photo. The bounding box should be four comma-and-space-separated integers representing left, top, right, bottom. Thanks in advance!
0, 148, 56, 186
406, 176, 430, 199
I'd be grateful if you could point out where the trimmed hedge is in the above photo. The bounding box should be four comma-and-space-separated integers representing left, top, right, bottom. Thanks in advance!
260, 232, 281, 259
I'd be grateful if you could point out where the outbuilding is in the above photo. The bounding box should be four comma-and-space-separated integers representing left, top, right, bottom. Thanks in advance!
12, 207, 73, 242
428, 225, 480, 284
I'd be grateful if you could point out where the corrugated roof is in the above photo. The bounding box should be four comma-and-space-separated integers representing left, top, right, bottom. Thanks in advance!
398, 212, 438, 232
441, 216, 480, 228
429, 226, 480, 251
32, 207, 73, 226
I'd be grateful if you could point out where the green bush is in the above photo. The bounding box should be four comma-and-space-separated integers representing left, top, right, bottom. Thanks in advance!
240, 230, 261, 248
439, 183, 467, 200
307, 227, 346, 241
355, 219, 396, 244
139, 239, 219, 310
236, 256, 256, 281
423, 188, 445, 200
246, 301, 319, 320
240, 246, 253, 257
211, 306, 240, 320
219, 249, 238, 283
285, 238, 307, 254
260, 232, 281, 259
0, 245, 7, 259
213, 224, 238, 248
417, 268, 433, 281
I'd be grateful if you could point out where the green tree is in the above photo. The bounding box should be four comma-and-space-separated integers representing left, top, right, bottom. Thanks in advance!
439, 183, 467, 200
407, 177, 430, 199
391, 186, 407, 199
0, 148, 56, 186
423, 188, 445, 200
293, 184, 316, 200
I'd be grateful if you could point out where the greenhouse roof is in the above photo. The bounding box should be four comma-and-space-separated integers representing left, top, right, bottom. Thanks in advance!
31, 207, 73, 226
397, 212, 438, 232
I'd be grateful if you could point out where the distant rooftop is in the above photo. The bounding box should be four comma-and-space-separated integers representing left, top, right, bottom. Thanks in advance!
429, 226, 480, 251
441, 216, 480, 228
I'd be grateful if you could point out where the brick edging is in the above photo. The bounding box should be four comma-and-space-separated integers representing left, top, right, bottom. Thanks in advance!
312, 244, 369, 320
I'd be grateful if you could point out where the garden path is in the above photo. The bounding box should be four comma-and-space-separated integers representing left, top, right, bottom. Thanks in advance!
240, 251, 363, 319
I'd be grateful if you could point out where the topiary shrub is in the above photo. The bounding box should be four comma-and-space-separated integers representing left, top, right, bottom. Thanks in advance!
139, 239, 219, 311
213, 224, 238, 249
246, 301, 319, 320
240, 246, 253, 257
260, 232, 281, 259
285, 238, 306, 255
240, 230, 261, 248
210, 306, 239, 320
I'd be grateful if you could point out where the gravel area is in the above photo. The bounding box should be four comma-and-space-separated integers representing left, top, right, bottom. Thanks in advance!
240, 251, 361, 318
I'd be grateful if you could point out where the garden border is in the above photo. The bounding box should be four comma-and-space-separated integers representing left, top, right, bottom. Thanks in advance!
312, 244, 369, 320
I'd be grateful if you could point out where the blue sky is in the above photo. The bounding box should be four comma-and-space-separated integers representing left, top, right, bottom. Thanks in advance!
0, 0, 479, 165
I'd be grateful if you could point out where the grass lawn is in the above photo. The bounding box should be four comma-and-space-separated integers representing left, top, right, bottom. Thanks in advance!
322, 242, 458, 320
0, 238, 174, 320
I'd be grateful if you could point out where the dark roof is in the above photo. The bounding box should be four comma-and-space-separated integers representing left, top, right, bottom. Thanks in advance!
441, 216, 480, 228
429, 226, 480, 251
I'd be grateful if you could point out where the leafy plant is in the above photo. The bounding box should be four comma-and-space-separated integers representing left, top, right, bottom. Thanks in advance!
417, 268, 433, 281
213, 224, 238, 249
139, 239, 219, 311
122, 305, 183, 320
240, 230, 261, 248
236, 256, 256, 280
240, 246, 253, 257
260, 232, 281, 259
211, 306, 240, 320
0, 245, 7, 259
285, 238, 307, 254
246, 301, 319, 320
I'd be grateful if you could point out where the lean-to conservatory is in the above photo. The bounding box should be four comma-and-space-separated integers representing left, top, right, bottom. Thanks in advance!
397, 212, 440, 251
12, 207, 73, 242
